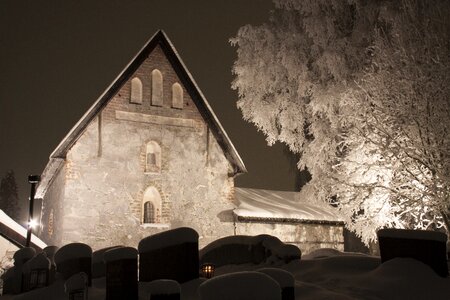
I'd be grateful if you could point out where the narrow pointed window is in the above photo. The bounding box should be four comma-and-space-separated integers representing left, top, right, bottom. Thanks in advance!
130, 77, 143, 104
151, 69, 163, 106
145, 141, 161, 173
171, 83, 183, 109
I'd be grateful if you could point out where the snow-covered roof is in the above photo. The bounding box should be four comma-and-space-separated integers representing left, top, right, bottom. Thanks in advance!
234, 188, 343, 224
0, 210, 47, 250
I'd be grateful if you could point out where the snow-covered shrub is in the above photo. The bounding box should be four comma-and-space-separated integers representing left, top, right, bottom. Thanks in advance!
200, 234, 301, 267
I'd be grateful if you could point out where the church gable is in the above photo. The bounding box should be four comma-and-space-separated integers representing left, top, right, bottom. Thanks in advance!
101, 44, 203, 129
35, 31, 245, 248
49, 30, 246, 175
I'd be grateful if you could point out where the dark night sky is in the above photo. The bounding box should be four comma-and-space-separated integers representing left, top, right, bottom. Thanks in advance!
0, 0, 301, 212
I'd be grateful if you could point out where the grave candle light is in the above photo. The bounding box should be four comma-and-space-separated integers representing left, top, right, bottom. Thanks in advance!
200, 263, 215, 279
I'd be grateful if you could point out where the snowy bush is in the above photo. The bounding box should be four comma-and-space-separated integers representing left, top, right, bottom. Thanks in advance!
200, 234, 301, 267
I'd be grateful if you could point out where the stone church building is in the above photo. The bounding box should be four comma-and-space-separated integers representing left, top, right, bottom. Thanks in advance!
35, 30, 344, 252
35, 31, 246, 249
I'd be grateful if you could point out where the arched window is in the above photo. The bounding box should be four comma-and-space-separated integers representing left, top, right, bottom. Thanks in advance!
151, 69, 163, 106
171, 83, 183, 109
145, 141, 161, 173
142, 187, 162, 224
130, 77, 143, 104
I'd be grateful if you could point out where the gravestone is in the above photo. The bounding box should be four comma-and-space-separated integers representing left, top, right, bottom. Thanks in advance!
104, 246, 138, 300
377, 228, 448, 277
92, 246, 122, 278
43, 246, 59, 284
22, 252, 51, 292
258, 268, 295, 300
138, 227, 199, 283
64, 272, 88, 300
199, 271, 281, 300
12, 247, 36, 294
1, 267, 14, 294
142, 279, 181, 300
55, 243, 93, 286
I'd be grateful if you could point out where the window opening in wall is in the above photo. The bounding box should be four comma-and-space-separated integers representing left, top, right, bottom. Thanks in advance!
172, 82, 183, 109
151, 69, 163, 106
145, 141, 161, 173
130, 77, 143, 104
143, 201, 155, 223
142, 186, 162, 224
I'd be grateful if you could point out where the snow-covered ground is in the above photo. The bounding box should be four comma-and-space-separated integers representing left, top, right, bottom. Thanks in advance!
1, 248, 449, 299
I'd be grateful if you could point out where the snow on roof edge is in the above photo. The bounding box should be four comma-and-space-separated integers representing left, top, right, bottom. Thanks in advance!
0, 210, 47, 249
234, 187, 343, 223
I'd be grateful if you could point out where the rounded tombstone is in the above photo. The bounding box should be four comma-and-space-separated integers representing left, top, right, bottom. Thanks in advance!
257, 268, 295, 300
92, 246, 123, 278
143, 279, 180, 300
138, 227, 199, 283
22, 253, 51, 291
13, 247, 36, 266
104, 247, 138, 300
55, 243, 92, 285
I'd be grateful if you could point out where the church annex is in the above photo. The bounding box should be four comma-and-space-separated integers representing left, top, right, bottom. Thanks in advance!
35, 30, 246, 249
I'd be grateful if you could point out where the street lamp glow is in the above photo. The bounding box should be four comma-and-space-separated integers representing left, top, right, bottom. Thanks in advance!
28, 219, 38, 229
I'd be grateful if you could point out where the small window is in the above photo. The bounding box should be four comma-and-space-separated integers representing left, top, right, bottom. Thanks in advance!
130, 77, 143, 104
145, 141, 161, 173
151, 69, 163, 106
172, 83, 183, 109
142, 186, 162, 224
143, 201, 155, 223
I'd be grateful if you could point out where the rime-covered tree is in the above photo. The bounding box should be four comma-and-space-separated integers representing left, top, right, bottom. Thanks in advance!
0, 170, 21, 222
231, 0, 450, 244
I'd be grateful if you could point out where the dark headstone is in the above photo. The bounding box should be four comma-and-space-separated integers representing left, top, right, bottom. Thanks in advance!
64, 272, 88, 300
1, 267, 14, 294
143, 279, 181, 300
92, 246, 123, 278
11, 247, 35, 294
258, 268, 295, 300
43, 246, 58, 284
104, 247, 138, 300
138, 227, 199, 283
22, 253, 51, 292
55, 243, 93, 286
377, 229, 448, 277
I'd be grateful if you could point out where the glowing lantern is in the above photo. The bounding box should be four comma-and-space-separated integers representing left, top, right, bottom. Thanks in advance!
200, 263, 215, 279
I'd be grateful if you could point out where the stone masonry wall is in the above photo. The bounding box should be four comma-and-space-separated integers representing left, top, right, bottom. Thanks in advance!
235, 222, 344, 254
60, 45, 236, 250
39, 165, 65, 246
